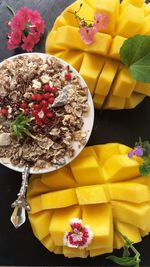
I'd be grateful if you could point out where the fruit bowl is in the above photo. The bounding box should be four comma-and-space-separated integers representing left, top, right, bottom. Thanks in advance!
0, 53, 94, 174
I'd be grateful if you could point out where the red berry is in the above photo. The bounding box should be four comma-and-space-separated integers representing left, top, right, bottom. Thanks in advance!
36, 119, 43, 126
65, 73, 71, 81
42, 106, 48, 112
1, 108, 8, 116
36, 94, 43, 102
48, 96, 55, 104
32, 110, 38, 117
24, 108, 29, 115
43, 84, 51, 92
33, 104, 40, 110
46, 111, 54, 118
44, 93, 51, 100
20, 102, 27, 109
41, 100, 48, 106
31, 94, 36, 101
51, 86, 58, 94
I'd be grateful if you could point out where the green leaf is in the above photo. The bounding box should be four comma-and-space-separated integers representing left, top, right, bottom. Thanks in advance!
120, 35, 150, 83
106, 256, 137, 266
139, 158, 150, 176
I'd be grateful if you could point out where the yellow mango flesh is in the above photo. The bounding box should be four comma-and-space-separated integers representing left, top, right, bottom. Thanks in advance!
95, 60, 119, 96
109, 182, 150, 203
112, 68, 136, 98
28, 195, 42, 214
41, 188, 78, 209
27, 178, 49, 198
104, 94, 126, 109
29, 210, 53, 240
45, 31, 65, 52
57, 50, 84, 70
78, 146, 97, 158
134, 81, 150, 96
90, 247, 113, 257
94, 143, 120, 163
49, 205, 81, 245
52, 15, 68, 31
79, 53, 104, 95
95, 0, 120, 35
63, 246, 88, 258
82, 204, 113, 249
70, 155, 106, 185
103, 155, 139, 182
54, 246, 63, 254
41, 234, 55, 252
116, 5, 144, 37
114, 220, 141, 243
112, 200, 150, 230
125, 92, 145, 109
93, 94, 105, 109
109, 36, 126, 60
41, 166, 76, 190
118, 144, 131, 154
76, 184, 110, 205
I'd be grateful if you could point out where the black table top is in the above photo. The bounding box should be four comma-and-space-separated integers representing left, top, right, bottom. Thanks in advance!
0, 0, 150, 266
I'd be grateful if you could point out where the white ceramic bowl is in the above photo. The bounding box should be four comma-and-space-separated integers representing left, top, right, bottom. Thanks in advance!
0, 53, 94, 174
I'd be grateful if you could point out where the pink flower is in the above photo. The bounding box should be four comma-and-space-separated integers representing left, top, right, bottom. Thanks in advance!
11, 15, 26, 31
7, 30, 22, 50
21, 35, 35, 52
94, 13, 109, 31
28, 10, 42, 24
30, 29, 40, 44
17, 7, 31, 22
64, 218, 93, 249
34, 19, 45, 34
79, 26, 97, 45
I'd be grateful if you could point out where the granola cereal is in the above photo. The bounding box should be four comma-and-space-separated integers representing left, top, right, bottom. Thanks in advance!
0, 54, 90, 170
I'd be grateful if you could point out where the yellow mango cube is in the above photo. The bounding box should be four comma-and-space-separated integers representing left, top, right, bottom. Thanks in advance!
112, 68, 136, 98
79, 53, 104, 95
49, 205, 81, 246
27, 178, 49, 198
84, 32, 112, 56
45, 31, 65, 53
41, 234, 55, 252
113, 231, 124, 249
29, 210, 53, 240
78, 146, 97, 158
56, 26, 84, 50
90, 247, 113, 257
114, 220, 141, 243
94, 143, 120, 164
63, 246, 88, 258
52, 15, 68, 30
112, 200, 150, 230
144, 3, 150, 16
120, 0, 144, 10
28, 195, 42, 214
95, 0, 120, 35
70, 155, 105, 186
82, 204, 113, 250
109, 182, 150, 203
118, 144, 132, 154
116, 5, 144, 37
58, 50, 84, 71
95, 60, 119, 96
109, 36, 126, 60
104, 94, 126, 109
139, 15, 150, 34
125, 92, 145, 109
54, 246, 63, 254
41, 188, 78, 209
134, 81, 150, 96
76, 184, 110, 205
103, 155, 139, 182
41, 166, 76, 190
93, 94, 105, 109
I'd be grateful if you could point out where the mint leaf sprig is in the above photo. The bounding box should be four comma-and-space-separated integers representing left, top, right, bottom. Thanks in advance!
128, 138, 150, 176
120, 35, 150, 83
107, 233, 141, 267
11, 110, 36, 140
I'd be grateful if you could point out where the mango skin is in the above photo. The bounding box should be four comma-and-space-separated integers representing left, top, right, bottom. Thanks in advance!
27, 143, 150, 258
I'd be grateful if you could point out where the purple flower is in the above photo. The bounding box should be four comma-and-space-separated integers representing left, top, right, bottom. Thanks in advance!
128, 146, 144, 158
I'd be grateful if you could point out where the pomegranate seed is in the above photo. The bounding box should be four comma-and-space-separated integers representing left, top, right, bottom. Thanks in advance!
44, 93, 51, 100
41, 100, 48, 106
24, 108, 29, 115
32, 110, 38, 117
31, 94, 36, 101
36, 94, 43, 102
42, 106, 48, 112
65, 73, 71, 81
46, 111, 54, 118
43, 84, 51, 92
33, 104, 40, 110
51, 86, 58, 94
20, 102, 27, 109
1, 108, 8, 116
37, 119, 43, 126
48, 96, 55, 104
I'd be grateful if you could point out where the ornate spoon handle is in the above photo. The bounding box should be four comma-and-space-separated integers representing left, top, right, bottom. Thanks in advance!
10, 165, 30, 228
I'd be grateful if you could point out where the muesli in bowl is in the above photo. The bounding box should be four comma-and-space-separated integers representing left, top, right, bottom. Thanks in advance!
0, 53, 94, 174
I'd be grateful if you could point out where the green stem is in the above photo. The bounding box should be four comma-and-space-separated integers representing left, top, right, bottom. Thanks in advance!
6, 3, 15, 16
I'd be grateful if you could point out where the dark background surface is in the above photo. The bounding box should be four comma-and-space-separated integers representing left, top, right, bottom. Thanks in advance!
0, 0, 150, 266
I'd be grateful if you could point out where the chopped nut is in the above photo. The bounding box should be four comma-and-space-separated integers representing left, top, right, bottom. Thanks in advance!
0, 133, 11, 146
32, 79, 42, 89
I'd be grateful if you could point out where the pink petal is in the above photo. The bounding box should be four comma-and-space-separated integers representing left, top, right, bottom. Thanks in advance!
79, 26, 97, 45
94, 13, 109, 31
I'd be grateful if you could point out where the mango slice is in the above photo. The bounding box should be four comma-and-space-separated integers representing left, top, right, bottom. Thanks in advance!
27, 178, 49, 198
104, 94, 126, 109
41, 234, 55, 252
134, 81, 150, 96
125, 92, 145, 109
94, 143, 120, 163
63, 246, 88, 258
57, 50, 84, 70
90, 247, 113, 257
114, 220, 142, 243
109, 36, 126, 60
49, 205, 81, 246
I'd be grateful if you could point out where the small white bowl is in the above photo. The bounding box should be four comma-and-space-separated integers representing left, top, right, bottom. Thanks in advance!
0, 53, 94, 174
